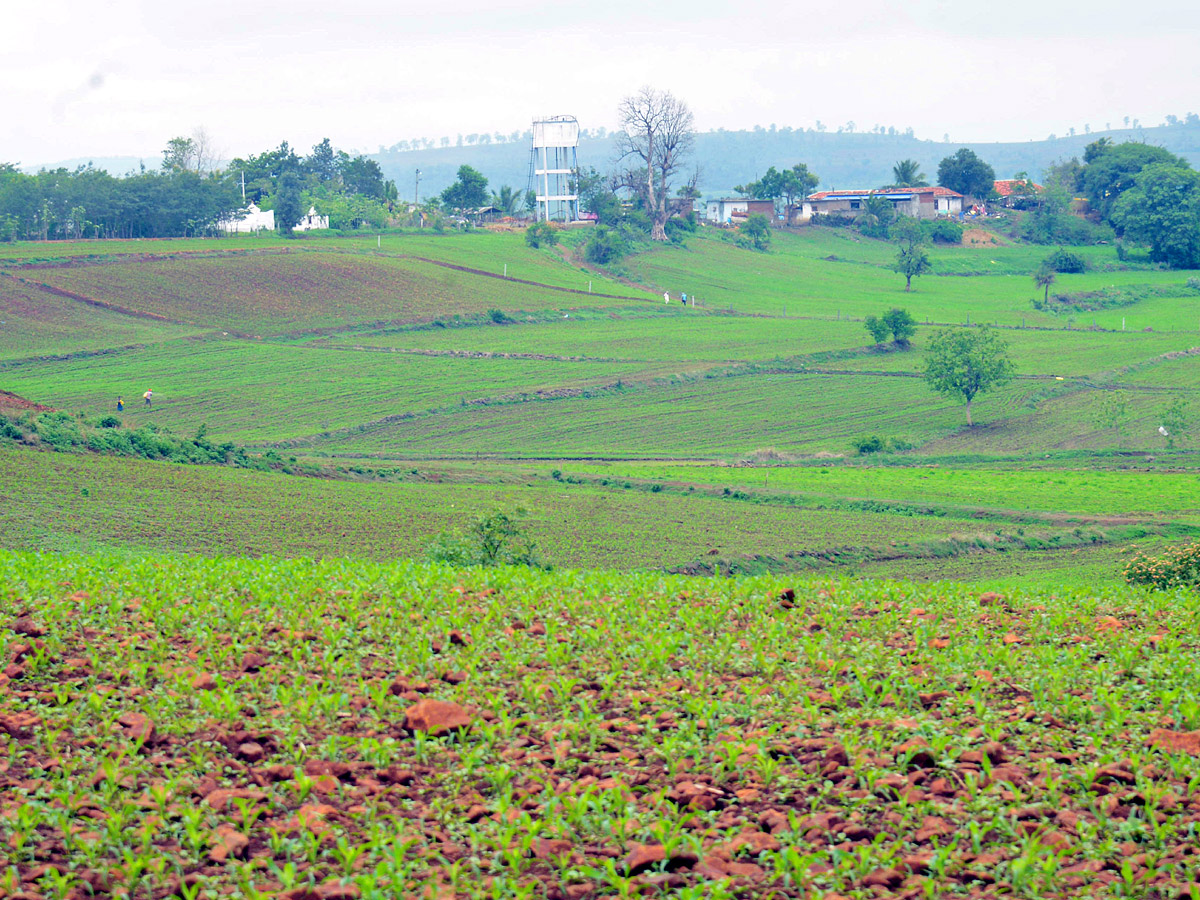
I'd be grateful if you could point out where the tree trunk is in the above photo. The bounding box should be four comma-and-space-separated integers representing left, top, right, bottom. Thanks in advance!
965, 397, 973, 426
905, 275, 912, 292
1044, 283, 1050, 302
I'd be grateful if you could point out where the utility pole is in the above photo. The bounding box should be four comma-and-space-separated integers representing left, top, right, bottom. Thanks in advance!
415, 169, 422, 228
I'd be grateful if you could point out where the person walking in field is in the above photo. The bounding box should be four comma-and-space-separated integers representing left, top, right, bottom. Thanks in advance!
681, 292, 687, 306
143, 390, 153, 407
664, 291, 670, 304
116, 397, 124, 412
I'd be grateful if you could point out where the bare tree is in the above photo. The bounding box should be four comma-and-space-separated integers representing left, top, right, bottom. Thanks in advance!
616, 87, 694, 241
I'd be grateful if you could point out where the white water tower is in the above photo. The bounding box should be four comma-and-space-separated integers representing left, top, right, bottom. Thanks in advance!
529, 116, 580, 223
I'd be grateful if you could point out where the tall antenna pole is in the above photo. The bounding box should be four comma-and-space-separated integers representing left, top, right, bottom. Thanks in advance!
241, 170, 245, 203
414, 168, 421, 206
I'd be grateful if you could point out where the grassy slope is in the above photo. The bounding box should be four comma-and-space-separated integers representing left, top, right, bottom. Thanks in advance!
1, 446, 1044, 572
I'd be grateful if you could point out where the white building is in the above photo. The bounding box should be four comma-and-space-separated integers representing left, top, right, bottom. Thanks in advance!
221, 202, 274, 233
220, 203, 328, 234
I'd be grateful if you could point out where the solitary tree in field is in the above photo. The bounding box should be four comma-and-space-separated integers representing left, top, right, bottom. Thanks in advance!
890, 218, 932, 291
1034, 262, 1056, 302
616, 86, 694, 241
923, 326, 1015, 426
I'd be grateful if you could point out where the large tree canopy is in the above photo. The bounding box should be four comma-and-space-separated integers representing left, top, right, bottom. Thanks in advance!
1112, 163, 1200, 269
936, 148, 995, 200
440, 165, 489, 213
1080, 142, 1187, 222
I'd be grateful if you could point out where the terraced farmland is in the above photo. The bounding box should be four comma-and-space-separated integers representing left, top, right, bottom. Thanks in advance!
2, 224, 1198, 584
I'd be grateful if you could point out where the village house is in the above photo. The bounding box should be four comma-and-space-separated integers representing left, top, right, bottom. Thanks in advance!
796, 187, 963, 222
993, 179, 1043, 208
705, 197, 775, 224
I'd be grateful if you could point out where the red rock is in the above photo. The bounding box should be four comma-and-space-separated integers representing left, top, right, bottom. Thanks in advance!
3, 664, 23, 680
896, 739, 936, 769
208, 825, 248, 862
528, 622, 547, 636
118, 713, 156, 744
564, 885, 593, 900
1148, 729, 1200, 755
825, 743, 849, 766
296, 803, 339, 834
981, 741, 1008, 764
901, 853, 933, 874
304, 759, 352, 779
914, 816, 956, 843
192, 673, 217, 690
442, 671, 467, 685
978, 592, 1003, 606
724, 830, 781, 856
724, 861, 765, 879
12, 618, 46, 637
262, 764, 294, 782
1038, 829, 1071, 852
919, 691, 951, 708
862, 867, 904, 888
624, 843, 665, 875
237, 742, 265, 763
448, 630, 471, 646
531, 838, 573, 860
317, 883, 360, 900
404, 699, 472, 736
241, 652, 267, 672
203, 788, 267, 810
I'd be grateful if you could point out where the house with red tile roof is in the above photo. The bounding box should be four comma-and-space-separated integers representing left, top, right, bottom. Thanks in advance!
795, 186, 963, 223
993, 179, 1042, 207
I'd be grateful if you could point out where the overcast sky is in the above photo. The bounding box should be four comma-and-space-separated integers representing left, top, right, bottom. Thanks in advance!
7, 0, 1200, 167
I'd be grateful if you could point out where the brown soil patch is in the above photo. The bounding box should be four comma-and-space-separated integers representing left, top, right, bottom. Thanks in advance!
0, 390, 54, 412
963, 228, 1003, 247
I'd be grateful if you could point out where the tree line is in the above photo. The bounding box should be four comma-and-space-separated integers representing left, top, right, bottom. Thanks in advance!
0, 134, 401, 241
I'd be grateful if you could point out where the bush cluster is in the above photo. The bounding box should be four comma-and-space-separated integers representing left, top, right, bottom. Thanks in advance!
852, 435, 914, 455
1124, 542, 1200, 590
0, 410, 288, 472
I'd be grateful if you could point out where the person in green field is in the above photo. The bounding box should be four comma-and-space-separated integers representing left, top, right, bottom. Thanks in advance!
143, 389, 153, 407
116, 397, 124, 412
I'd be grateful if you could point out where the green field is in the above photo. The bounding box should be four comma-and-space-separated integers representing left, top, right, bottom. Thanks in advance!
2, 224, 1199, 584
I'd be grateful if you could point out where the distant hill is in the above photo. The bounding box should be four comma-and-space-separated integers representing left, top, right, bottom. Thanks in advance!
370, 123, 1200, 201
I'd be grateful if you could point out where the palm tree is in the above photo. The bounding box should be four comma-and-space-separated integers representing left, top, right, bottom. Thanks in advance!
492, 185, 523, 217
892, 159, 929, 188
1034, 263, 1056, 303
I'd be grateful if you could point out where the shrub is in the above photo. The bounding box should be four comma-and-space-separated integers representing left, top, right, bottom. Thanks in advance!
98, 415, 121, 429
863, 316, 890, 344
584, 227, 627, 265
925, 218, 963, 244
1124, 542, 1200, 590
1046, 248, 1087, 273
426, 510, 546, 568
852, 435, 885, 455
737, 213, 772, 251
524, 221, 559, 249
488, 308, 512, 324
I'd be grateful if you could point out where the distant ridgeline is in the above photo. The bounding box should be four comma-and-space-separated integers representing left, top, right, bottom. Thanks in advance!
369, 123, 1200, 199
